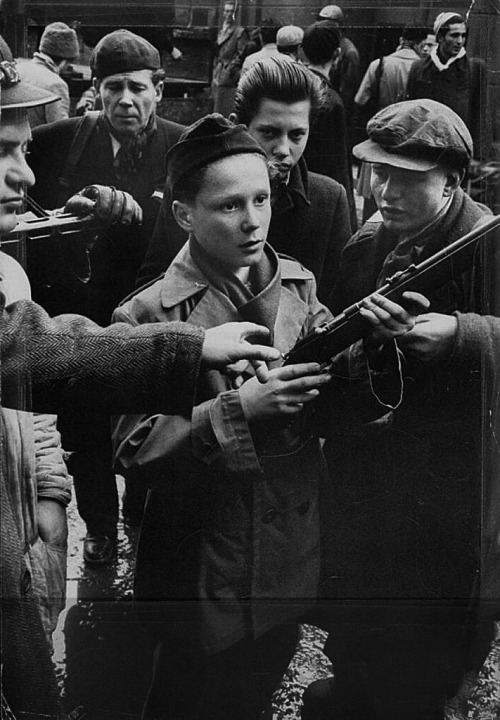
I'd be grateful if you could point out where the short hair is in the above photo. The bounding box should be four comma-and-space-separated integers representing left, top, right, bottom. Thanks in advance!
260, 19, 280, 45
234, 56, 323, 125
401, 26, 428, 44
302, 21, 341, 65
436, 14, 465, 41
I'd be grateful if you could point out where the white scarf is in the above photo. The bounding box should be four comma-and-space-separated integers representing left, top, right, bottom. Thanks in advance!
430, 45, 466, 71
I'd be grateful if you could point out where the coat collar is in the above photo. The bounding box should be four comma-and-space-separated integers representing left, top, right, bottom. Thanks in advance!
272, 157, 311, 216
159, 242, 311, 310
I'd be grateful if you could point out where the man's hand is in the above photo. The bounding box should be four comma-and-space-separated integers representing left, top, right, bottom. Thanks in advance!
239, 363, 331, 422
202, 322, 280, 382
360, 291, 430, 345
397, 312, 458, 362
65, 185, 143, 226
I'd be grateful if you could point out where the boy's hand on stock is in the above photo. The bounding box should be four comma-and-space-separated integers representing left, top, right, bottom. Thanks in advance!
239, 363, 331, 422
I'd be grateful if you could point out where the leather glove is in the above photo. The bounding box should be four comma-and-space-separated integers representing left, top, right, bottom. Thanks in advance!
64, 184, 143, 226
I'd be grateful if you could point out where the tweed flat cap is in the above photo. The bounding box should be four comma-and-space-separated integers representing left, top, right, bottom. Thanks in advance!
166, 113, 267, 190
353, 99, 473, 171
318, 5, 344, 22
276, 25, 304, 48
91, 29, 160, 79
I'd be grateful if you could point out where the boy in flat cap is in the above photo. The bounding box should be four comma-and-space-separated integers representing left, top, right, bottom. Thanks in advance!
26, 29, 186, 564
304, 99, 495, 719
111, 113, 421, 720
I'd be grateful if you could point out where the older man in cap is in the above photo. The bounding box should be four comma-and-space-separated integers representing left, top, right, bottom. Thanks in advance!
26, 29, 185, 564
407, 12, 490, 161
302, 99, 495, 719
17, 21, 79, 128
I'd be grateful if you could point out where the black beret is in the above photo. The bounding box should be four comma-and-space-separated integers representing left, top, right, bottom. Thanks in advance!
353, 99, 473, 170
91, 29, 160, 80
166, 113, 267, 190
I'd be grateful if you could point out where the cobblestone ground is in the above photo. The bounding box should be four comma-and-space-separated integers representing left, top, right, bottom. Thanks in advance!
53, 478, 499, 720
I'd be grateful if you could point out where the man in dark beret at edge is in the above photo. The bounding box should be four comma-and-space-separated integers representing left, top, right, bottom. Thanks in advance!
26, 29, 187, 565
302, 99, 497, 719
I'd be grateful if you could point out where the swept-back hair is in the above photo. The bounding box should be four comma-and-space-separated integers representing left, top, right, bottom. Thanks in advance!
234, 56, 323, 125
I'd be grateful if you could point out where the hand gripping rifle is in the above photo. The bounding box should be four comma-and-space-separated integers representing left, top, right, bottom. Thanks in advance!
284, 215, 500, 367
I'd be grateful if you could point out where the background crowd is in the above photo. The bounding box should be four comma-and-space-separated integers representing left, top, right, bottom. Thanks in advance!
1, 2, 499, 719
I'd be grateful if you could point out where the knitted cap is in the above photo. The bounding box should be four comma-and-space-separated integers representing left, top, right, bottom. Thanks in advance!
433, 12, 464, 37
302, 21, 341, 60
90, 29, 160, 80
0, 35, 59, 109
166, 113, 267, 190
353, 99, 473, 171
40, 22, 79, 60
276, 25, 304, 48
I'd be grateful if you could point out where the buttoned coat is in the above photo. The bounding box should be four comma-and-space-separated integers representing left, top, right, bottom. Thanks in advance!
112, 245, 332, 655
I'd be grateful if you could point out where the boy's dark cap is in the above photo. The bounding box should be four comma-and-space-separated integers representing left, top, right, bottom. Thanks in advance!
166, 113, 267, 190
0, 35, 59, 109
91, 29, 160, 79
353, 99, 473, 171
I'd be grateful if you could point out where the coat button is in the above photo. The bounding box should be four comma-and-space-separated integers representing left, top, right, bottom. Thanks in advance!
20, 569, 32, 595
298, 500, 311, 516
262, 507, 277, 524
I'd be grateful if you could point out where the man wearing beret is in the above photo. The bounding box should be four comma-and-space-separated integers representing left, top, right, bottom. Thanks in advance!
406, 12, 490, 161
303, 99, 495, 719
26, 29, 186, 565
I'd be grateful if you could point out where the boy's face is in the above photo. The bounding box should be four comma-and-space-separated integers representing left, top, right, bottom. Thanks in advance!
0, 112, 35, 235
246, 98, 310, 175
176, 153, 271, 273
370, 162, 456, 236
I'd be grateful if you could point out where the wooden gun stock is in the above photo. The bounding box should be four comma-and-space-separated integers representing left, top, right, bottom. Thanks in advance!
284, 215, 500, 367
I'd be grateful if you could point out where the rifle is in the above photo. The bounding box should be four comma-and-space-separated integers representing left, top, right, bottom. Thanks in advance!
0, 213, 100, 247
284, 214, 500, 367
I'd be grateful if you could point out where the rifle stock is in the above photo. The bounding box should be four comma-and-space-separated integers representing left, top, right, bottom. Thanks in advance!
284, 214, 500, 367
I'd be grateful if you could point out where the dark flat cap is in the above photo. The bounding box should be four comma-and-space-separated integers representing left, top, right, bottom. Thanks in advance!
166, 113, 267, 190
91, 29, 160, 80
353, 99, 473, 171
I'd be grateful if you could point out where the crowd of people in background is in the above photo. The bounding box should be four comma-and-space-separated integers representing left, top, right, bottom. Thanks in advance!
1, 3, 498, 719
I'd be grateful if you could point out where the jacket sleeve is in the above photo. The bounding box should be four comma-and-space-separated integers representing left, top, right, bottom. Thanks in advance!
135, 185, 189, 288
34, 413, 72, 507
0, 295, 204, 415
315, 180, 352, 307
112, 387, 261, 483
354, 60, 376, 106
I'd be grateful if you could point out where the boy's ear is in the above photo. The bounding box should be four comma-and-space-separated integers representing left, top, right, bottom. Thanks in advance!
443, 170, 463, 197
92, 77, 101, 96
172, 200, 194, 232
228, 112, 238, 124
